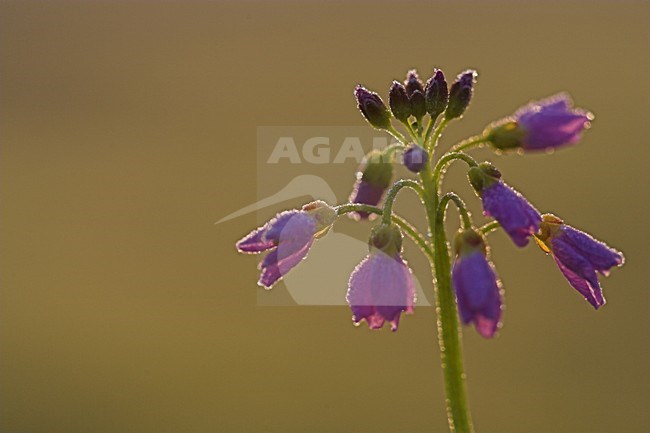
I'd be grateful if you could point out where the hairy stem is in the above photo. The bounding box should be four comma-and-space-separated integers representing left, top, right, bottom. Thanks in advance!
420, 163, 474, 433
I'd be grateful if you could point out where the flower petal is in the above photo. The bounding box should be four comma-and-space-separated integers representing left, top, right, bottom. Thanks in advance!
482, 182, 541, 247
553, 256, 605, 309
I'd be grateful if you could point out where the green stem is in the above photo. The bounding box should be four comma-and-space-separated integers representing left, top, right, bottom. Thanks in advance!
449, 135, 488, 153
335, 204, 433, 260
432, 152, 479, 193
387, 125, 409, 146
383, 143, 406, 160
427, 117, 450, 155
439, 193, 472, 230
381, 179, 425, 225
423, 118, 435, 144
479, 221, 500, 236
419, 164, 474, 433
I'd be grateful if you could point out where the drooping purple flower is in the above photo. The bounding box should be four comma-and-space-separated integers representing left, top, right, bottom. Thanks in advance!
348, 150, 393, 220
402, 144, 428, 173
236, 201, 336, 288
486, 93, 592, 152
452, 229, 502, 338
468, 163, 541, 247
535, 214, 624, 309
346, 224, 415, 331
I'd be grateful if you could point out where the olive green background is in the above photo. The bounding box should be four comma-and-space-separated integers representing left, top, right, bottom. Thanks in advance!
1, 1, 648, 432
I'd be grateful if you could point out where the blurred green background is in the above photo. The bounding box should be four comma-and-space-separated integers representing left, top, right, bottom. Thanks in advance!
1, 1, 648, 432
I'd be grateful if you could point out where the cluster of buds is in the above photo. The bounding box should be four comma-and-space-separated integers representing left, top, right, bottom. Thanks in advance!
237, 66, 624, 338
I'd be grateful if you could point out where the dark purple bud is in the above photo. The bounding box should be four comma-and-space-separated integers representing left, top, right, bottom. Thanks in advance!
535, 214, 624, 309
347, 224, 415, 331
404, 69, 424, 97
409, 90, 427, 121
445, 69, 477, 120
452, 229, 502, 338
388, 81, 411, 122
402, 144, 428, 173
354, 85, 391, 130
469, 163, 541, 247
424, 69, 448, 120
349, 150, 393, 220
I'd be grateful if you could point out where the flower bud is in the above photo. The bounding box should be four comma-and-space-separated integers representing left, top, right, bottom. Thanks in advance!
404, 69, 424, 97
388, 81, 411, 122
424, 69, 448, 119
402, 144, 428, 173
445, 70, 477, 120
409, 90, 427, 121
354, 85, 391, 130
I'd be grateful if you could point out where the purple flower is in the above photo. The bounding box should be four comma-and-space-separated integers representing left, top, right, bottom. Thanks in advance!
402, 144, 428, 173
236, 202, 336, 288
469, 163, 541, 247
486, 93, 592, 152
452, 230, 502, 338
346, 224, 415, 331
349, 150, 393, 220
536, 214, 624, 309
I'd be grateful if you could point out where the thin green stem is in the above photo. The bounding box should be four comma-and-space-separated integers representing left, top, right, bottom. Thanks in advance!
401, 120, 420, 144
419, 164, 474, 433
449, 135, 488, 153
432, 152, 479, 193
334, 203, 433, 260
438, 193, 472, 230
381, 179, 425, 225
387, 125, 409, 146
423, 117, 435, 144
427, 117, 450, 154
479, 221, 500, 236
383, 143, 406, 159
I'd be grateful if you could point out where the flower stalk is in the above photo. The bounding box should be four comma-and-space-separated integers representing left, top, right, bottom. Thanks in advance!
236, 66, 622, 433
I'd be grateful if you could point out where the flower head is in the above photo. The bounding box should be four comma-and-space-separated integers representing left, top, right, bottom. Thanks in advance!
535, 214, 624, 309
348, 150, 393, 220
236, 201, 336, 288
346, 224, 416, 331
469, 162, 541, 247
452, 229, 502, 338
486, 93, 592, 152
